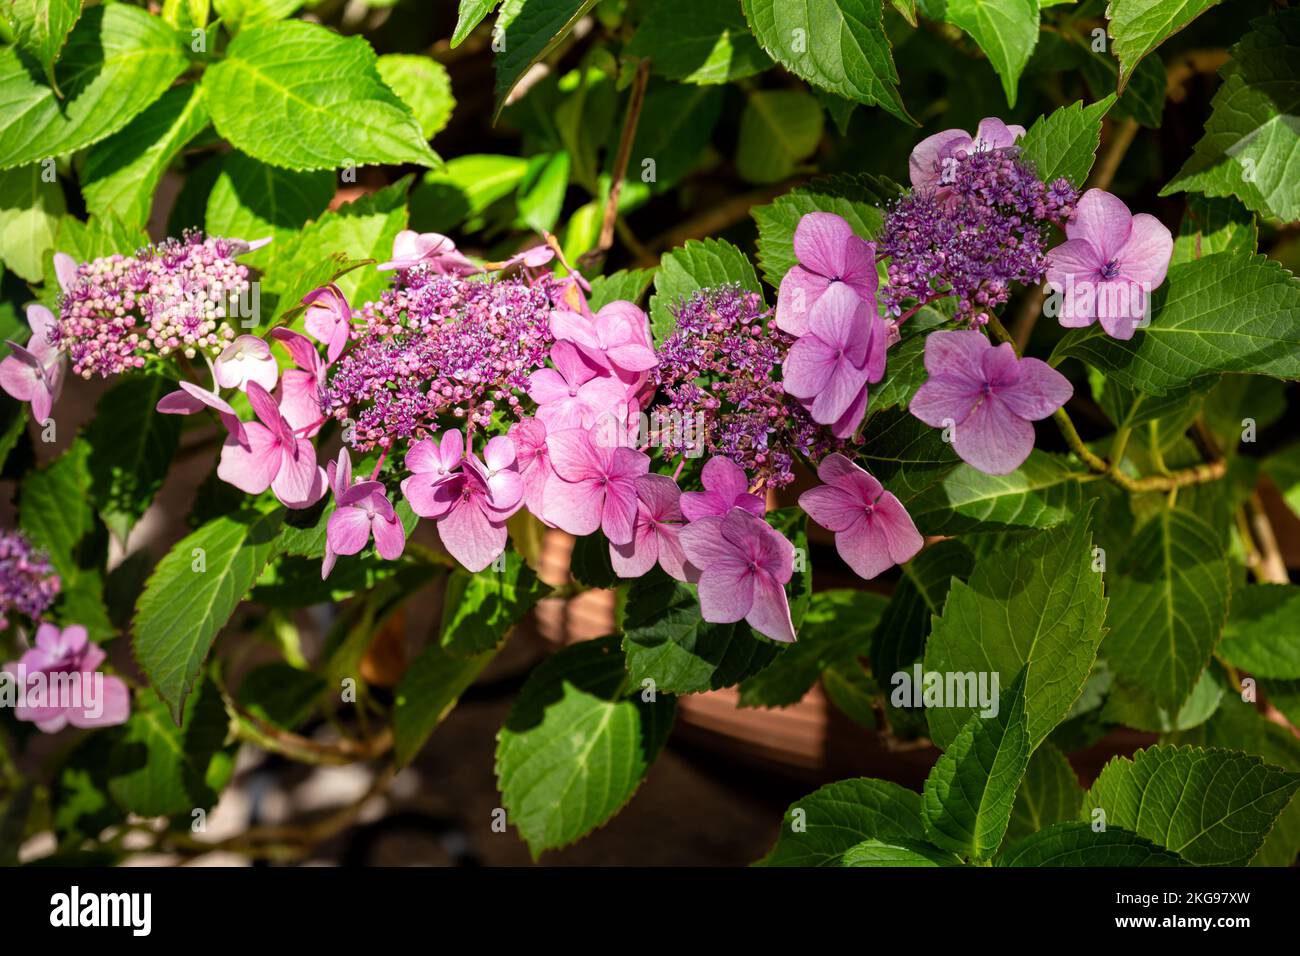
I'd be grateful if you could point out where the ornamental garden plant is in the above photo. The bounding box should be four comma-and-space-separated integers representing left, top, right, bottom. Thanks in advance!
0, 0, 1298, 870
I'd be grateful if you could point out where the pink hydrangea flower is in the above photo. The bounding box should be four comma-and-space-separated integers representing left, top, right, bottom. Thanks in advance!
776, 212, 878, 337
679, 456, 764, 522
508, 417, 553, 518
269, 327, 328, 437
1045, 188, 1173, 340
464, 435, 524, 512
799, 453, 923, 579
156, 354, 245, 440
376, 230, 477, 275
322, 449, 405, 579
678, 508, 796, 644
610, 474, 689, 580
910, 330, 1072, 475
400, 429, 465, 516
551, 300, 657, 376
528, 341, 627, 432
781, 282, 886, 438
301, 284, 351, 364
218, 381, 326, 508
909, 117, 1025, 197
2, 624, 130, 733
541, 425, 650, 545
214, 334, 279, 393
0, 304, 66, 423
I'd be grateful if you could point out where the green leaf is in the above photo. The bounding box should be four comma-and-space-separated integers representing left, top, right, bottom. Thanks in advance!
203, 20, 439, 171
997, 822, 1184, 866
205, 152, 336, 274
1103, 509, 1229, 712
133, 509, 284, 723
649, 238, 762, 341
1079, 45, 1166, 128
82, 84, 210, 233
495, 636, 677, 858
84, 375, 183, 544
452, 0, 502, 47
376, 54, 456, 141
1016, 95, 1115, 187
264, 177, 410, 308
740, 0, 911, 123
1102, 667, 1225, 732
410, 154, 529, 233
1161, 10, 1300, 223
1217, 584, 1300, 678
1264, 442, 1300, 518
924, 506, 1108, 749
628, 82, 724, 193
492, 0, 600, 120
822, 661, 880, 727
0, 163, 65, 282
587, 268, 655, 310
1107, 0, 1222, 89
841, 839, 962, 866
1171, 195, 1258, 266
752, 173, 899, 287
108, 678, 233, 818
757, 778, 926, 866
1082, 744, 1300, 865
236, 662, 325, 729
623, 574, 782, 695
945, 0, 1039, 108
393, 643, 498, 766
1006, 742, 1082, 844
626, 0, 772, 85
18, 440, 111, 639
738, 590, 887, 708
922, 668, 1031, 860
440, 550, 551, 656
736, 89, 824, 184
1053, 252, 1300, 395
212, 0, 304, 33
5, 0, 82, 89
0, 4, 189, 170
908, 451, 1083, 536
857, 407, 960, 504
516, 150, 571, 233
871, 539, 974, 684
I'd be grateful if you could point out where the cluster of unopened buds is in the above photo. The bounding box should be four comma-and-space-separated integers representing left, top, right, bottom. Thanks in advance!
0, 116, 1175, 670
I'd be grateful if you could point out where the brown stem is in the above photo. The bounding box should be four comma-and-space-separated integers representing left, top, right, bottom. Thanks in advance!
1086, 117, 1140, 192
1245, 492, 1289, 584
584, 60, 651, 267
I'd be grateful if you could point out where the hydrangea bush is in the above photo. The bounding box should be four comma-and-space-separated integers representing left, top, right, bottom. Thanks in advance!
1, 0, 1299, 868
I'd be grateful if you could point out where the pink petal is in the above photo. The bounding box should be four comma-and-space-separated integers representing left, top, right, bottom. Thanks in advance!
67, 674, 131, 729
997, 357, 1072, 421
25, 304, 57, 344
278, 369, 323, 434
634, 473, 683, 522
800, 484, 860, 533
834, 516, 897, 580
482, 435, 516, 472
0, 356, 40, 404
677, 514, 731, 566
245, 380, 285, 433
1066, 189, 1133, 263
610, 517, 658, 579
372, 513, 407, 560
600, 476, 639, 546
217, 423, 280, 494
1117, 213, 1173, 288
782, 333, 839, 400
328, 506, 373, 556
53, 252, 78, 293
817, 452, 882, 498
545, 427, 606, 483
654, 524, 690, 582
746, 572, 796, 643
873, 492, 924, 566
541, 475, 603, 536
793, 213, 857, 280
401, 472, 455, 518
437, 500, 506, 572
810, 357, 869, 426
272, 438, 326, 508
908, 129, 971, 191
952, 395, 1035, 475
922, 329, 990, 376
270, 327, 323, 373
909, 373, 983, 429
776, 266, 830, 336
696, 561, 754, 624
972, 118, 1024, 150
550, 309, 602, 352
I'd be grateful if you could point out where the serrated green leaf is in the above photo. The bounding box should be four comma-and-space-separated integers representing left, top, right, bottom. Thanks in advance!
452, 0, 502, 47
871, 539, 974, 686
516, 150, 571, 233
212, 0, 303, 33
587, 268, 655, 310
626, 0, 772, 85
0, 5, 189, 170
736, 89, 824, 184
924, 506, 1108, 749
133, 509, 284, 723
1016, 95, 1115, 187
1082, 744, 1300, 865
1006, 742, 1082, 844
0, 163, 64, 282
496, 636, 676, 858
1104, 509, 1229, 712
1161, 10, 1300, 223
752, 173, 899, 287
628, 81, 724, 194
440, 550, 551, 656
922, 668, 1031, 859
492, 0, 599, 120
84, 375, 183, 544
822, 660, 880, 727
757, 777, 926, 866
376, 54, 455, 141
393, 643, 497, 766
1217, 584, 1300, 678
738, 590, 887, 708
946, 0, 1039, 108
82, 84, 210, 232
997, 821, 1184, 865
1171, 195, 1258, 266
740, 0, 911, 123
908, 451, 1083, 536
203, 20, 439, 171
1052, 252, 1300, 395
5, 0, 82, 90
410, 153, 529, 233
1102, 667, 1224, 732
1107, 0, 1222, 89
623, 574, 782, 695
649, 238, 762, 341
857, 407, 960, 504
841, 839, 962, 865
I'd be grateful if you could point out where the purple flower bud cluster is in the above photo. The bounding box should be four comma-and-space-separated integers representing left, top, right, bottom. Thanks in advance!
52, 232, 248, 378
0, 530, 59, 629
321, 267, 561, 451
653, 284, 837, 487
879, 148, 1078, 326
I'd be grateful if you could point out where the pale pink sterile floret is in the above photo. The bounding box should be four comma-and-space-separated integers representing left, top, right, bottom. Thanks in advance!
0, 304, 66, 423
776, 212, 879, 337
610, 473, 690, 581
2, 623, 130, 734
217, 381, 326, 508
541, 425, 650, 546
678, 455, 765, 522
